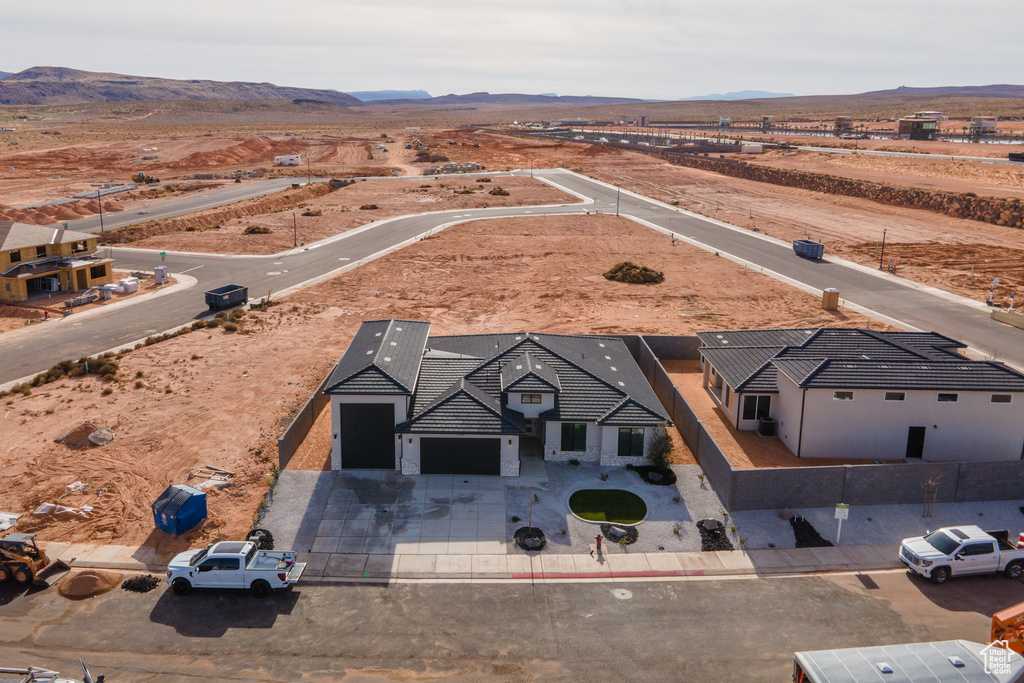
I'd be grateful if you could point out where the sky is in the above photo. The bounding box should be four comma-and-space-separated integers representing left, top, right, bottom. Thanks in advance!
3, 0, 1023, 100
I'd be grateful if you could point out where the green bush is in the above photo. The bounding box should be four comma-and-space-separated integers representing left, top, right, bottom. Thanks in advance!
646, 423, 673, 469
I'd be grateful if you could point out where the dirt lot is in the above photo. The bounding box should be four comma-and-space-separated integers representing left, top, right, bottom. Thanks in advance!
124, 175, 577, 254
0, 214, 881, 548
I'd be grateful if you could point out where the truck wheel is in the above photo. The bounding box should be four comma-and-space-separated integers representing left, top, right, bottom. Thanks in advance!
171, 578, 192, 596
250, 579, 272, 598
930, 567, 951, 585
1006, 561, 1024, 580
0, 565, 10, 582
12, 566, 33, 584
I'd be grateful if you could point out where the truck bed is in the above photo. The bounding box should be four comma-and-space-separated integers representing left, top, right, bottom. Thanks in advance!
248, 551, 295, 571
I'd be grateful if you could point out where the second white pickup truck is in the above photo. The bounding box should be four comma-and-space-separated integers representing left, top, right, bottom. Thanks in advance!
899, 525, 1024, 585
166, 541, 305, 597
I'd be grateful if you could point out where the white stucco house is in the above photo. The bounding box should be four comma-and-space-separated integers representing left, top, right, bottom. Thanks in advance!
324, 319, 671, 476
697, 327, 1024, 462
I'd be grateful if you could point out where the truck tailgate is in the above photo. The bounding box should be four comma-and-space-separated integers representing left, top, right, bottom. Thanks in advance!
286, 562, 306, 584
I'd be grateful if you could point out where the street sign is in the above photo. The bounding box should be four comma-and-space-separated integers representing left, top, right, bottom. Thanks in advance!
160, 251, 166, 262
834, 503, 850, 520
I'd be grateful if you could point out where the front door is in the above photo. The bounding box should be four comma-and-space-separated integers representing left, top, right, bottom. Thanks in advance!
75, 269, 87, 290
906, 426, 926, 459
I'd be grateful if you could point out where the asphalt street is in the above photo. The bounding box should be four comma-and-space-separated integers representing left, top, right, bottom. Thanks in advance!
0, 571, 1013, 682
2, 168, 1021, 385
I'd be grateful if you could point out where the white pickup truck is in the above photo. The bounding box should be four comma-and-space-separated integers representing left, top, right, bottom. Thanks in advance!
166, 541, 305, 597
899, 525, 1024, 585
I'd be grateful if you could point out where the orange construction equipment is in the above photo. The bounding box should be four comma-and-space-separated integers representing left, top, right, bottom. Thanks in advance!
992, 600, 1024, 654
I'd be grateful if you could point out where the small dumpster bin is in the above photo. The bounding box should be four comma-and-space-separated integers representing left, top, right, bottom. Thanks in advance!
822, 288, 840, 311
152, 484, 207, 535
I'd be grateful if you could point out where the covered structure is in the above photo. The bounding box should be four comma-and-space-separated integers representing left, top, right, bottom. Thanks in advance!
0, 221, 113, 302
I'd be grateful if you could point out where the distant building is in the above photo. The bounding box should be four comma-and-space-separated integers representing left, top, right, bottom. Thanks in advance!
970, 116, 998, 137
0, 221, 114, 302
718, 116, 731, 130
913, 110, 947, 120
273, 155, 301, 166
760, 115, 774, 132
898, 117, 938, 141
834, 116, 854, 134
635, 115, 649, 127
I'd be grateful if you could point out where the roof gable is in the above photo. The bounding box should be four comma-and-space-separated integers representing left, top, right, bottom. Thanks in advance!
596, 397, 670, 426
0, 221, 94, 252
398, 378, 526, 434
325, 319, 430, 395
500, 351, 561, 392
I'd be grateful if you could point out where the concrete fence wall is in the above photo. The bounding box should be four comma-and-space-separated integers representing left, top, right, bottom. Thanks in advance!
278, 370, 334, 469
637, 334, 1024, 511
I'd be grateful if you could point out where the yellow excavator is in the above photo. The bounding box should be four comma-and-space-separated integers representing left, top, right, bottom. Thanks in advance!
130, 172, 159, 184
0, 533, 71, 587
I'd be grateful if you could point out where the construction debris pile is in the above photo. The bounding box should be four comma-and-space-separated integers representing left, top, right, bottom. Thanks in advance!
187, 464, 235, 491
55, 423, 115, 450
58, 569, 122, 600
603, 261, 665, 285
121, 574, 160, 593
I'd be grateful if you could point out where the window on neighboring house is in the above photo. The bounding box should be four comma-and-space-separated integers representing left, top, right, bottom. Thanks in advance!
560, 423, 587, 452
833, 391, 854, 401
992, 394, 1012, 404
72, 241, 88, 253
724, 386, 731, 409
9, 250, 21, 263
884, 392, 906, 402
937, 393, 958, 403
618, 428, 644, 457
521, 394, 542, 404
741, 395, 771, 420
90, 265, 107, 279
36, 246, 47, 258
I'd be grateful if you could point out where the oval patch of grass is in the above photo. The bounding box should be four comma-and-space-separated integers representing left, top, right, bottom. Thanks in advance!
569, 489, 647, 525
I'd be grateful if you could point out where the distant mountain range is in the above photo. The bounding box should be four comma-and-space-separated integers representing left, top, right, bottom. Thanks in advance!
0, 66, 363, 106
683, 90, 795, 101
859, 84, 1024, 99
348, 89, 431, 101
0, 71, 12, 80
367, 91, 645, 106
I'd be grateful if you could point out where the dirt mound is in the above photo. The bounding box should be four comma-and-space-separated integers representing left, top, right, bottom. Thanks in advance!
603, 261, 664, 284
122, 574, 160, 593
59, 423, 102, 450
58, 569, 123, 600
0, 199, 125, 226
179, 135, 308, 169
0, 304, 42, 320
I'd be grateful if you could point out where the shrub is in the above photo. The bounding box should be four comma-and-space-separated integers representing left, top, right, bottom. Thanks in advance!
205, 319, 221, 328
359, 204, 379, 210
243, 225, 271, 235
191, 321, 206, 330
478, 177, 491, 183
134, 380, 144, 389
222, 322, 239, 332
603, 261, 664, 285
214, 311, 227, 321
301, 209, 322, 217
646, 422, 673, 469
101, 387, 113, 395
488, 186, 509, 196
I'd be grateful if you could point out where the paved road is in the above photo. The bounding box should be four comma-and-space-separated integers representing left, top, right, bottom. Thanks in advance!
2, 168, 1021, 385
56, 176, 313, 234
0, 571, 1012, 682
795, 144, 1022, 165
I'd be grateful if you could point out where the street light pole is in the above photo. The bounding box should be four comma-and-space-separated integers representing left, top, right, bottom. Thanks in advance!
97, 189, 104, 233
879, 229, 887, 270
307, 158, 311, 186
293, 211, 297, 248
616, 187, 620, 216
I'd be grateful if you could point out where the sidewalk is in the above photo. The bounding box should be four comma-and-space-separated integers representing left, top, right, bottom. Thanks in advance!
37, 539, 903, 582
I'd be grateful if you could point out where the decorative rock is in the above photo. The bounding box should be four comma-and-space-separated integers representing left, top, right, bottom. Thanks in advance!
607, 526, 629, 540
648, 471, 663, 482
779, 508, 794, 521
87, 427, 114, 446
700, 518, 720, 531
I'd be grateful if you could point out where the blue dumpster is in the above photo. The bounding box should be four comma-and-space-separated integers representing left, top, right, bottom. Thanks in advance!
152, 484, 207, 535
793, 239, 825, 259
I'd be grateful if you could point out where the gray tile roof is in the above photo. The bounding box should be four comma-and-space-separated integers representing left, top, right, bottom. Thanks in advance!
499, 351, 561, 392
700, 326, 1024, 394
325, 319, 431, 395
597, 398, 670, 426
397, 378, 526, 434
408, 355, 484, 415
0, 221, 94, 252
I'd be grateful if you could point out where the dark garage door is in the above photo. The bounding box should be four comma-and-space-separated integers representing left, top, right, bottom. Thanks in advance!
340, 403, 395, 469
421, 438, 501, 476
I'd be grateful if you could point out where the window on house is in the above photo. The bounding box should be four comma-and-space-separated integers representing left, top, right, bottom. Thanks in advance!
992, 394, 1012, 404
72, 241, 88, 253
724, 386, 731, 409
560, 423, 586, 452
833, 391, 854, 401
741, 395, 771, 420
618, 428, 644, 457
521, 394, 542, 404
884, 392, 906, 402
937, 393, 958, 403
36, 246, 47, 258
9, 250, 21, 263
90, 265, 107, 279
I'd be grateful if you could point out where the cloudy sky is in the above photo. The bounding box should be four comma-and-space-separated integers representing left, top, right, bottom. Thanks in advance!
3, 0, 1022, 99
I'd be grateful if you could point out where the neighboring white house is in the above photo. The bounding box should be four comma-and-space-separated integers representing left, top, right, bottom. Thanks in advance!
697, 328, 1024, 462
273, 155, 301, 166
324, 320, 671, 476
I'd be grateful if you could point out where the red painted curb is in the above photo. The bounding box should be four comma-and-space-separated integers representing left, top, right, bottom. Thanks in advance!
510, 569, 704, 579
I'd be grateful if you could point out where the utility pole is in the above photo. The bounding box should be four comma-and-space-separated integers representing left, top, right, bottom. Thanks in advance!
307, 157, 311, 186
293, 212, 297, 248
616, 187, 620, 216
878, 229, 887, 270
97, 189, 104, 233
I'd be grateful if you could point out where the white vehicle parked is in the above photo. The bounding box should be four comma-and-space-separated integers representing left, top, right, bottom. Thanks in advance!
166, 541, 305, 597
899, 525, 1024, 585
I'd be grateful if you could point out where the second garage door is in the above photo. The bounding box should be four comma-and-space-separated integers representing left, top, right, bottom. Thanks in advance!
420, 438, 501, 476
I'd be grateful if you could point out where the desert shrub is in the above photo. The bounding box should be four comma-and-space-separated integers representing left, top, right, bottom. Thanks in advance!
214, 311, 228, 321
603, 261, 664, 285
359, 204, 379, 210
222, 322, 239, 332
205, 319, 221, 328
243, 225, 271, 235
191, 321, 207, 330
101, 387, 113, 395
454, 189, 475, 194
488, 187, 509, 196
478, 177, 491, 182
301, 209, 322, 217
134, 380, 144, 389
229, 309, 246, 321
